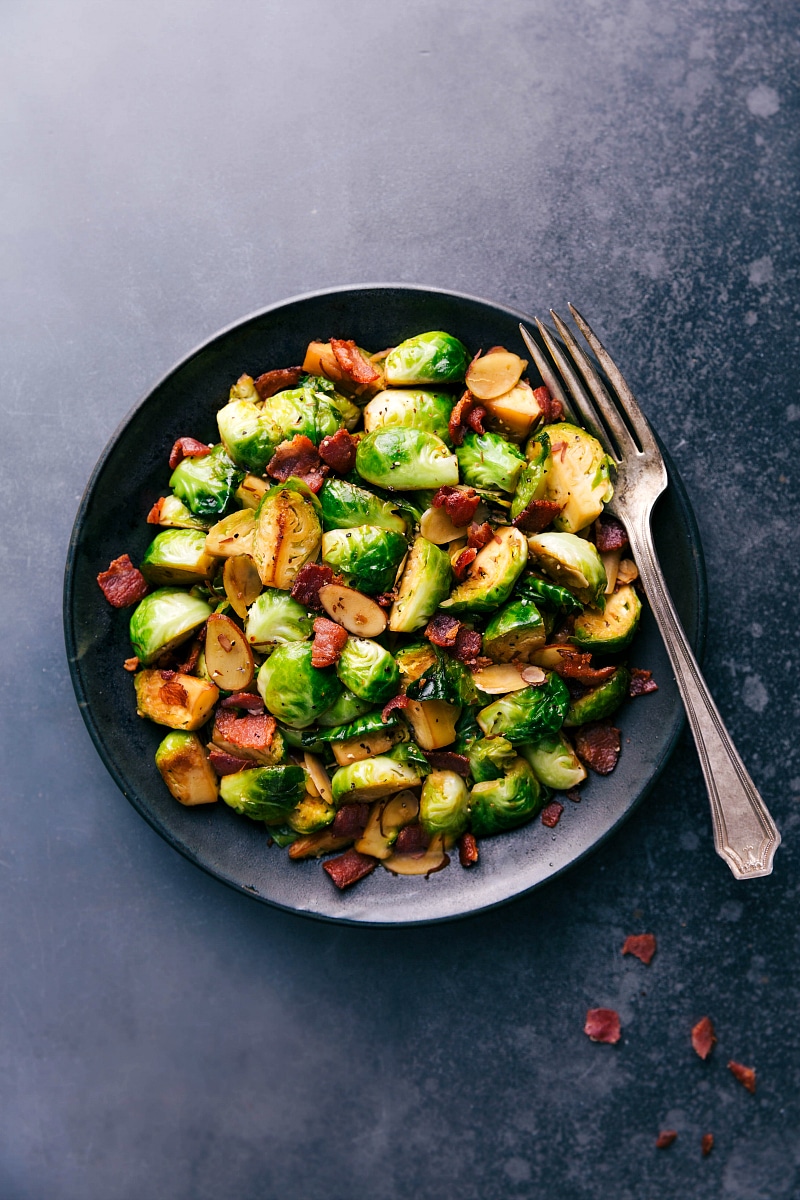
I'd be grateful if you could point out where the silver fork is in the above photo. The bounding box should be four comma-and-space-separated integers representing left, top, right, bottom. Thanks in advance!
519, 307, 781, 880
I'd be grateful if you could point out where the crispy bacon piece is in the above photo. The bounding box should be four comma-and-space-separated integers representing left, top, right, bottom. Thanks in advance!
467, 404, 487, 433
691, 1016, 717, 1061
533, 385, 564, 424
574, 721, 621, 775
323, 848, 378, 889
452, 548, 477, 580
208, 747, 253, 776
168, 437, 211, 470
213, 709, 278, 757
329, 338, 380, 385
423, 751, 471, 776
146, 499, 164, 524
566, 787, 582, 803
449, 392, 486, 445
453, 627, 482, 664
701, 1134, 714, 1157
584, 1008, 621, 1044
425, 613, 461, 647
376, 590, 397, 608
622, 933, 657, 965
254, 366, 303, 399
381, 693, 408, 722
553, 647, 616, 685
541, 800, 564, 828
331, 803, 370, 838
458, 831, 479, 867
219, 692, 266, 711
655, 1131, 677, 1150
318, 428, 357, 475
290, 563, 336, 609
97, 554, 150, 609
630, 668, 658, 697
728, 1061, 756, 1093
467, 521, 494, 550
123, 656, 139, 672
394, 825, 430, 855
311, 617, 348, 668
431, 485, 481, 528
512, 498, 563, 534
266, 435, 327, 492
594, 514, 629, 553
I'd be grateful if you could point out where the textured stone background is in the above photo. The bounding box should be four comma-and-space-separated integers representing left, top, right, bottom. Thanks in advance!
2, 1, 798, 1197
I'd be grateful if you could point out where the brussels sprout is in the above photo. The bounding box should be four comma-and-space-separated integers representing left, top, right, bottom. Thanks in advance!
405, 648, 481, 707
526, 532, 607, 609
511, 432, 551, 520
319, 478, 407, 535
169, 444, 243, 516
440, 526, 527, 614
155, 731, 219, 806
267, 824, 300, 848
264, 379, 359, 445
152, 494, 214, 531
321, 526, 408, 596
129, 588, 213, 665
468, 736, 516, 783
235, 474, 270, 510
331, 755, 422, 803
217, 399, 282, 473
564, 666, 630, 727
384, 331, 469, 386
140, 529, 218, 587
514, 574, 584, 615
252, 484, 322, 589
205, 509, 255, 558
455, 432, 526, 494
356, 428, 459, 492
482, 599, 546, 662
363, 389, 455, 445
286, 794, 336, 834
519, 733, 587, 790
135, 669, 219, 729
420, 770, 469, 838
541, 423, 615, 533
386, 741, 431, 774
571, 584, 642, 651
321, 709, 400, 744
453, 707, 481, 755
336, 637, 400, 704
469, 756, 545, 837
316, 688, 374, 727
257, 641, 342, 727
394, 640, 439, 685
219, 764, 306, 822
389, 537, 452, 632
476, 672, 570, 744
244, 588, 312, 650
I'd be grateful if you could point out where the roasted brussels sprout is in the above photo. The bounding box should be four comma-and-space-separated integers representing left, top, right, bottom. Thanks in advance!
526, 532, 607, 609
336, 636, 400, 704
286, 793, 336, 834
252, 484, 322, 589
441, 526, 527, 614
389, 537, 452, 632
155, 731, 219, 806
322, 710, 400, 745
511, 432, 551, 520
315, 688, 374, 727
319, 478, 407, 535
257, 641, 342, 727
571, 585, 641, 651
169, 444, 243, 516
363, 389, 455, 444
356, 428, 459, 491
394, 640, 439, 685
419, 770, 469, 838
244, 588, 312, 650
140, 529, 218, 587
482, 598, 546, 662
564, 666, 630, 727
264, 379, 359, 445
455, 431, 526, 494
151, 494, 214, 531
217, 397, 282, 473
204, 509, 255, 558
135, 669, 219, 729
469, 756, 545, 836
129, 588, 213, 665
540, 423, 614, 533
405, 647, 481, 707
515, 574, 584, 615
321, 526, 408, 595
219, 764, 307, 822
330, 755, 422, 803
476, 672, 570, 743
468, 735, 516, 783
384, 331, 469, 386
520, 733, 587, 790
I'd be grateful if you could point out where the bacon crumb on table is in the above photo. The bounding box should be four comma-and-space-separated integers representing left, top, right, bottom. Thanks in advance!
621, 933, 657, 965
629, 668, 658, 697
123, 656, 139, 672
566, 787, 582, 803
311, 617, 348, 668
323, 848, 378, 890
168, 437, 211, 470
701, 1134, 714, 1157
584, 1008, 621, 1044
97, 554, 150, 608
541, 800, 564, 828
728, 1061, 756, 1093
691, 1016, 717, 1060
655, 1131, 677, 1150
574, 721, 622, 775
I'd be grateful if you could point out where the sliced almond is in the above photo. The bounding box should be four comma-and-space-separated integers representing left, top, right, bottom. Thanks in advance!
616, 558, 639, 586
529, 645, 569, 669
471, 663, 529, 694
382, 833, 450, 876
519, 666, 546, 685
354, 801, 394, 860
235, 475, 270, 510
318, 583, 387, 637
223, 555, 262, 618
331, 730, 395, 767
466, 349, 527, 401
380, 789, 420, 836
419, 505, 469, 544
204, 613, 255, 691
303, 753, 333, 804
600, 548, 622, 595
205, 509, 256, 557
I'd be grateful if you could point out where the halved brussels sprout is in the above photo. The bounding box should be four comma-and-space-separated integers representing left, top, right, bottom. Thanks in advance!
219, 764, 307, 822
129, 589, 213, 665
526, 532, 607, 609
519, 733, 587, 790
564, 666, 630, 727
217, 398, 282, 473
476, 672, 570, 744
336, 637, 400, 704
389, 537, 452, 632
244, 588, 312, 650
482, 598, 546, 662
420, 769, 469, 838
319, 478, 407, 535
541, 423, 614, 533
356, 428, 459, 491
384, 331, 469, 386
395, 640, 439, 686
286, 794, 336, 834
169, 444, 243, 516
264, 378, 359, 445
469, 756, 545, 836
140, 529, 218, 587
252, 484, 322, 589
257, 641, 342, 727
363, 390, 455, 445
321, 526, 408, 596
155, 731, 219, 806
510, 432, 551, 520
135, 669, 219, 729
235, 474, 270, 510
205, 509, 255, 558
571, 584, 641, 651
514, 574, 584, 614
151, 494, 214, 531
468, 735, 516, 783
404, 648, 481, 707
315, 688, 373, 727
331, 755, 422, 804
440, 526, 527, 614
455, 432, 526, 494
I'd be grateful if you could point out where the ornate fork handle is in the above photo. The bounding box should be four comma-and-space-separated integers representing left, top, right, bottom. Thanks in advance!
626, 506, 781, 878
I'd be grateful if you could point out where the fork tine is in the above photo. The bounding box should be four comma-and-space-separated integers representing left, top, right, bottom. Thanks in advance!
568, 304, 660, 456
550, 310, 639, 461
532, 318, 620, 462
517, 323, 575, 423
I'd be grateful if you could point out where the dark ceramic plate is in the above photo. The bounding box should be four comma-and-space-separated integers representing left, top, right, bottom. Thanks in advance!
64, 285, 706, 925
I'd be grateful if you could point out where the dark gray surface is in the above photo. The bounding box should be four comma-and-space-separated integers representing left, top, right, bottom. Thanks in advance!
2, 1, 798, 1197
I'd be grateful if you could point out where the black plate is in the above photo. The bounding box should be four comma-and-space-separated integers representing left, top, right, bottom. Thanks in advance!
64, 285, 707, 925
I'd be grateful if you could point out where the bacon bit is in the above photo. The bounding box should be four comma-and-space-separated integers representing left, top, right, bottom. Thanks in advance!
253, 366, 303, 399
168, 437, 211, 470
622, 933, 657, 965
630, 668, 658, 697
452, 547, 477, 580
177, 638, 202, 674
655, 1131, 677, 1150
331, 803, 370, 838
533, 385, 564, 424
146, 499, 164, 524
541, 800, 564, 828
467, 521, 494, 550
458, 831, 479, 867
376, 590, 397, 608
431, 485, 481, 527
323, 848, 378, 890
691, 1016, 717, 1061
123, 656, 139, 672
311, 617, 348, 668
208, 747, 253, 776
97, 554, 150, 609
553, 646, 616, 685
329, 338, 380, 384
214, 709, 278, 755
466, 404, 487, 433
701, 1134, 714, 1157
394, 825, 430, 856
266, 434, 327, 492
584, 1008, 621, 1044
574, 721, 621, 775
318, 428, 357, 475
425, 613, 461, 647
449, 391, 486, 446
453, 627, 482, 665
290, 563, 336, 609
594, 514, 629, 553
566, 787, 582, 803
219, 692, 265, 711
381, 693, 408, 722
728, 1061, 756, 1093
423, 751, 471, 776
512, 498, 563, 534
160, 678, 188, 707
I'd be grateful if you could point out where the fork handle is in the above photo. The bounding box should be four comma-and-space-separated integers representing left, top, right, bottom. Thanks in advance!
625, 511, 780, 879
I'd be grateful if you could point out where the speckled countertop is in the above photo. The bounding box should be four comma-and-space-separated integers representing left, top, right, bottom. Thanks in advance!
2, 2, 798, 1197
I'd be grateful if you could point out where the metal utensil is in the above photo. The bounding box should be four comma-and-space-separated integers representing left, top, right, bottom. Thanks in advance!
519, 307, 780, 879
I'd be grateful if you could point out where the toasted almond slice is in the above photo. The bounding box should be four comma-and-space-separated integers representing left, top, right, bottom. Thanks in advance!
471, 663, 529, 694
235, 474, 270, 510
616, 558, 639, 586
520, 666, 546, 685
379, 789, 420, 836
204, 613, 255, 691
303, 753, 333, 804
419, 505, 469, 544
600, 548, 622, 595
223, 555, 262, 618
382, 833, 450, 876
205, 509, 256, 557
317, 583, 387, 637
466, 349, 527, 401
529, 645, 569, 669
